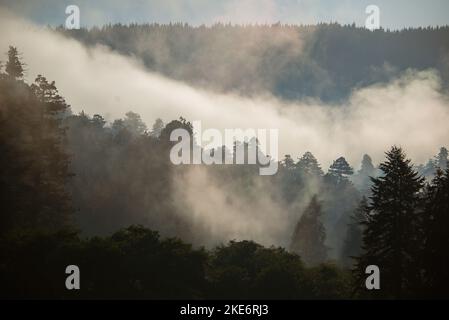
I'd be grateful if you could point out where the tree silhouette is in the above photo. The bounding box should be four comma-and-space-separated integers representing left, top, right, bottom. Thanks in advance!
354, 146, 424, 298
422, 169, 449, 298
5, 46, 24, 79
290, 195, 327, 266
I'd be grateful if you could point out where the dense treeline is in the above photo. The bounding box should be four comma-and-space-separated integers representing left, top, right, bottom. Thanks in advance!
1, 47, 449, 299
59, 23, 449, 102
0, 225, 352, 299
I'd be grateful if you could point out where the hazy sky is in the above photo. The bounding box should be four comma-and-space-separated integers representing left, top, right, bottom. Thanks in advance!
1, 0, 449, 29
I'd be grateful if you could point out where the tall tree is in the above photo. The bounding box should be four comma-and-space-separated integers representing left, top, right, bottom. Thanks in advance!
422, 169, 449, 298
5, 46, 24, 79
359, 154, 375, 177
354, 146, 424, 298
435, 147, 448, 170
290, 195, 327, 266
353, 154, 376, 195
341, 197, 368, 267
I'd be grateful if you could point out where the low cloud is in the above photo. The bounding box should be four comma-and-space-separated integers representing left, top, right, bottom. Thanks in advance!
1, 9, 449, 247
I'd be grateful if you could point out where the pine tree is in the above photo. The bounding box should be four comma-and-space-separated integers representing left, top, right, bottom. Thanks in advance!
290, 195, 327, 266
435, 147, 448, 170
422, 168, 449, 297
359, 154, 375, 177
354, 154, 376, 195
354, 146, 424, 298
328, 156, 353, 182
282, 154, 295, 170
341, 197, 368, 267
296, 151, 323, 177
5, 46, 24, 79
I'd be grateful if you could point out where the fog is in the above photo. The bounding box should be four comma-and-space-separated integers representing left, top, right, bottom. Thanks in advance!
2, 9, 449, 249
2, 11, 448, 169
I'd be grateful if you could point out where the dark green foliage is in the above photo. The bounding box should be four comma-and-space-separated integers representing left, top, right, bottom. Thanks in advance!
341, 197, 369, 267
0, 226, 354, 299
421, 169, 449, 298
0, 226, 207, 299
354, 147, 424, 298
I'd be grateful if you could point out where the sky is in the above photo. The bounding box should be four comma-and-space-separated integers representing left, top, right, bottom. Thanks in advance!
1, 0, 449, 29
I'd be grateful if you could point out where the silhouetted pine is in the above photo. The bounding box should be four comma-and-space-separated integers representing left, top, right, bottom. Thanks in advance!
290, 195, 327, 266
422, 169, 449, 298
341, 197, 368, 267
5, 46, 24, 79
354, 146, 424, 298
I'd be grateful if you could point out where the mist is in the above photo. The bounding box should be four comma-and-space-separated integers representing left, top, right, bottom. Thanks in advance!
1, 9, 449, 249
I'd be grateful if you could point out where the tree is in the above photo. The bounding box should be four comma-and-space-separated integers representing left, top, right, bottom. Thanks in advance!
435, 147, 448, 170
5, 46, 24, 79
0, 66, 72, 234
282, 154, 295, 170
328, 156, 353, 182
354, 146, 424, 298
341, 197, 368, 267
150, 118, 164, 138
123, 111, 147, 136
353, 154, 376, 195
422, 169, 449, 298
296, 151, 324, 177
359, 154, 375, 177
290, 195, 328, 266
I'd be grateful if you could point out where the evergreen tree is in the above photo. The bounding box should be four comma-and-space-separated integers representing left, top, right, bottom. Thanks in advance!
328, 156, 353, 182
341, 197, 368, 267
354, 146, 424, 298
359, 154, 375, 177
353, 154, 376, 195
282, 154, 295, 170
5, 46, 24, 79
290, 195, 327, 266
422, 169, 449, 298
435, 147, 448, 170
0, 65, 72, 234
296, 151, 324, 177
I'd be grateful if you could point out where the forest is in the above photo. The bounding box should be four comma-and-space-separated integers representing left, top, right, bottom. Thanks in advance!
0, 40, 448, 299
59, 23, 449, 102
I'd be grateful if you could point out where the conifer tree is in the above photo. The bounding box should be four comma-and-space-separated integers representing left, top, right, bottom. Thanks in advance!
290, 195, 327, 266
5, 46, 24, 79
341, 197, 368, 267
328, 156, 353, 182
282, 154, 295, 170
296, 151, 324, 177
354, 146, 424, 298
435, 147, 448, 170
422, 168, 449, 297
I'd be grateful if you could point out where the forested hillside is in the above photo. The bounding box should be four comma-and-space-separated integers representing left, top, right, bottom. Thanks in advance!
59, 23, 449, 102
1, 45, 449, 299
